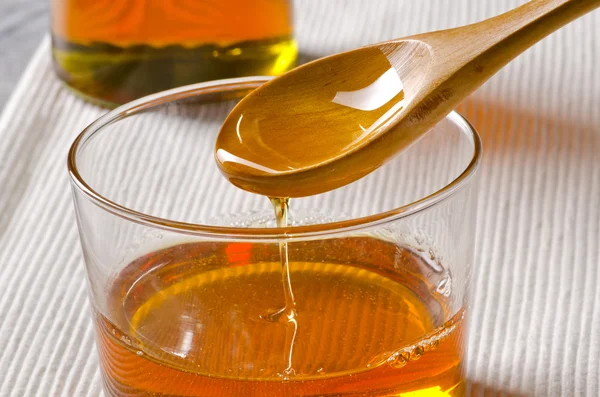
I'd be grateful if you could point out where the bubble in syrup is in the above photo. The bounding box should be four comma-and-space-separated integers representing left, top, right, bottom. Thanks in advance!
410, 346, 425, 361
388, 350, 410, 369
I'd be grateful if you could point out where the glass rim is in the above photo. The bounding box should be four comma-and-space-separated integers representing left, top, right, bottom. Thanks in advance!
67, 76, 482, 240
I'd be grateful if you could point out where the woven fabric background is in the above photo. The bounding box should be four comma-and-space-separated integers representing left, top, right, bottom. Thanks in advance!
0, 1, 598, 396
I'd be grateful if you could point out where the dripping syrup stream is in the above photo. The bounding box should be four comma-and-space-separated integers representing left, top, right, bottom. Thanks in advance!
269, 197, 297, 377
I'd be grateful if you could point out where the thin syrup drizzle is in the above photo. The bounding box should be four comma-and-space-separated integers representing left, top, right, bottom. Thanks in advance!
268, 197, 297, 378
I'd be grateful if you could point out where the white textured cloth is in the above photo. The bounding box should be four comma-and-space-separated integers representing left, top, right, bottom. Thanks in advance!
0, 1, 598, 396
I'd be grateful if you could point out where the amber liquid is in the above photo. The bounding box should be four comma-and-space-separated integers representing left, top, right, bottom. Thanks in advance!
51, 0, 297, 106
95, 235, 466, 396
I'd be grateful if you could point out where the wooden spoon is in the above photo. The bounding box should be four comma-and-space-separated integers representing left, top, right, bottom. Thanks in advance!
216, 0, 599, 198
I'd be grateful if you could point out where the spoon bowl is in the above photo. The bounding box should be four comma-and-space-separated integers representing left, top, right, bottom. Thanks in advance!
216, 40, 433, 196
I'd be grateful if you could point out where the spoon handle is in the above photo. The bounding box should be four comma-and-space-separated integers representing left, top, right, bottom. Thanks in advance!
406, 0, 599, 121
464, 0, 599, 69
486, 0, 599, 39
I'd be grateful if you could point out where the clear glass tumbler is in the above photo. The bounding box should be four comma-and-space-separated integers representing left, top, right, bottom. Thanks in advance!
68, 77, 481, 397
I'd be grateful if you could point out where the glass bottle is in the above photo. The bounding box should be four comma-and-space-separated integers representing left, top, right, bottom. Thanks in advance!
51, 0, 297, 106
